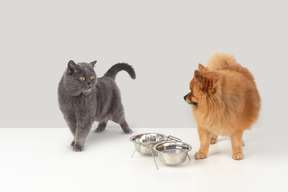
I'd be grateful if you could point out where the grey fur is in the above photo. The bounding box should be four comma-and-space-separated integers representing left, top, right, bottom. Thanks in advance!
58, 60, 136, 152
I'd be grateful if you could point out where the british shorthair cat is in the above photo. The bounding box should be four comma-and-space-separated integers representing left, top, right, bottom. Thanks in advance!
58, 60, 136, 152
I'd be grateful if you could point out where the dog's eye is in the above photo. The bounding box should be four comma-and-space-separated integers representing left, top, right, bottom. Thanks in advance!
192, 102, 198, 107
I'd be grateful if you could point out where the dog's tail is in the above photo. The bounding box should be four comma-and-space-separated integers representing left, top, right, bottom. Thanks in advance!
205, 52, 254, 81
104, 63, 136, 80
205, 52, 240, 71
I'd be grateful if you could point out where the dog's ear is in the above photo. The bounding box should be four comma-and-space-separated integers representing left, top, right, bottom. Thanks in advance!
194, 70, 203, 82
198, 63, 207, 72
194, 70, 219, 94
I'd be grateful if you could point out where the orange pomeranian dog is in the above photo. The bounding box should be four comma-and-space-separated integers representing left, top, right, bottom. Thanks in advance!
184, 53, 261, 160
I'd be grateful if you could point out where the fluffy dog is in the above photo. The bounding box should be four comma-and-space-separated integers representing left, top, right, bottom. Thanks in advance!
184, 53, 261, 160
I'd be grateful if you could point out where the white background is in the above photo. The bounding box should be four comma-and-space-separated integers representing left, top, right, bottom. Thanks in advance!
0, 0, 288, 128
0, 128, 287, 192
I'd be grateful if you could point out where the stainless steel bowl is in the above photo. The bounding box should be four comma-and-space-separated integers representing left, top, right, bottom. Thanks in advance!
153, 141, 192, 165
130, 133, 167, 154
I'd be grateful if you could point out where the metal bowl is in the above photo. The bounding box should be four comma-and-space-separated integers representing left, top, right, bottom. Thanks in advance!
153, 141, 192, 165
130, 133, 167, 154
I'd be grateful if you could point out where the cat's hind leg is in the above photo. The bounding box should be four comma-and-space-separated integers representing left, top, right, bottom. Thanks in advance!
111, 109, 132, 134
95, 120, 108, 133
120, 120, 132, 134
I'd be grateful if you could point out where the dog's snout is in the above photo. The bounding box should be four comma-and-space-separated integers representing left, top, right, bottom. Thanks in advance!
183, 95, 187, 101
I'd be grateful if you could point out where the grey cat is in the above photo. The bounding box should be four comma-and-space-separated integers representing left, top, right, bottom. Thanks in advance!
58, 60, 136, 152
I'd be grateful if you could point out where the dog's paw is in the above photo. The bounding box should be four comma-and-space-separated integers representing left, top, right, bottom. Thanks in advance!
210, 138, 217, 144
210, 135, 218, 144
194, 151, 207, 159
232, 152, 244, 160
73, 144, 84, 152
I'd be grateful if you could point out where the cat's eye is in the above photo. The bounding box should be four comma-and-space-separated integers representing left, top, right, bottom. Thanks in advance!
90, 76, 95, 80
80, 77, 86, 81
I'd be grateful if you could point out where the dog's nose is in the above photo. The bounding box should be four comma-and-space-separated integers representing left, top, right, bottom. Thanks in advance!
183, 95, 187, 101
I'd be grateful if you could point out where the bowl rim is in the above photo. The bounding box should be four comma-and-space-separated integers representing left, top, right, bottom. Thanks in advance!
129, 133, 167, 144
152, 141, 192, 154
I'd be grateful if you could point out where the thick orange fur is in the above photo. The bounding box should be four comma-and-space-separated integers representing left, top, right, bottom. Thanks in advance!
185, 53, 261, 160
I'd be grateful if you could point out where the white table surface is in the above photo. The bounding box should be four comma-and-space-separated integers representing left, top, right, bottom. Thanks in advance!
0, 127, 287, 192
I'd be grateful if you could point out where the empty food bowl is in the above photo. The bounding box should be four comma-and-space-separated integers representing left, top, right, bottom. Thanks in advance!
153, 141, 192, 165
130, 133, 166, 154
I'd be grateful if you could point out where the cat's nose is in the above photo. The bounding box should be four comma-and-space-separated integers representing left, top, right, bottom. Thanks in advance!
87, 82, 91, 85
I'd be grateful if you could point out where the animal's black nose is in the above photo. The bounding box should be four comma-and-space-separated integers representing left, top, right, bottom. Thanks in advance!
183, 95, 187, 101
87, 82, 91, 85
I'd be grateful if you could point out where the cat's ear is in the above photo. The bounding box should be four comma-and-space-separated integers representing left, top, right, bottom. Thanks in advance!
67, 60, 77, 73
90, 60, 97, 68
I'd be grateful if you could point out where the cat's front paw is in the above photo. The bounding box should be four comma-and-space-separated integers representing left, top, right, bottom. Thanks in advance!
71, 141, 75, 146
73, 144, 84, 152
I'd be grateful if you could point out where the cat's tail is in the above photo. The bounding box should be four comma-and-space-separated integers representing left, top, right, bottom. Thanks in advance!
104, 63, 136, 80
